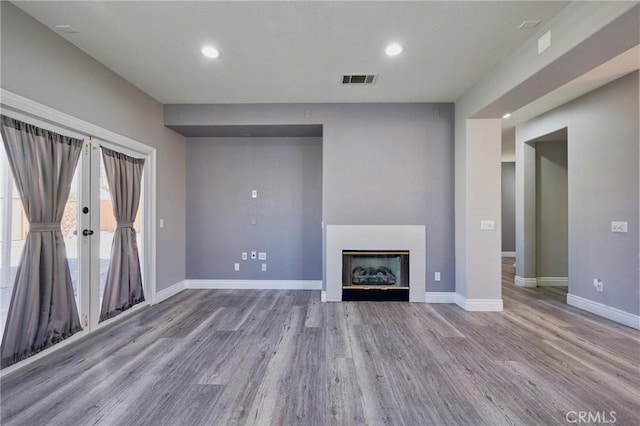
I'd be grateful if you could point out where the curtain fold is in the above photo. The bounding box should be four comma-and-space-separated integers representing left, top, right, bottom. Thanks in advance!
99, 147, 145, 322
0, 115, 83, 368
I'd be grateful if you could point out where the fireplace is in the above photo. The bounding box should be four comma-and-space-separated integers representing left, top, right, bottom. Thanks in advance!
342, 250, 409, 301
325, 225, 426, 303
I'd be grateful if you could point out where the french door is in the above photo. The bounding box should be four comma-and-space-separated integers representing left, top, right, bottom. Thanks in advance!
75, 138, 147, 332
0, 132, 148, 347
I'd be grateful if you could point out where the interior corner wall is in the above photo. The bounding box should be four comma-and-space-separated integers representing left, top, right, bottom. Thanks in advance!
0, 2, 187, 291
516, 71, 639, 315
501, 162, 516, 253
535, 142, 568, 278
186, 137, 322, 280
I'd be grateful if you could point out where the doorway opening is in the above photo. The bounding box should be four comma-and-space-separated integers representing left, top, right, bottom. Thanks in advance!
515, 128, 569, 303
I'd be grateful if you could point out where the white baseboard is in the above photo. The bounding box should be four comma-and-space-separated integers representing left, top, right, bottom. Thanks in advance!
155, 280, 186, 304
185, 280, 322, 290
321, 291, 327, 302
514, 276, 537, 288
455, 294, 503, 311
537, 277, 568, 287
502, 251, 516, 257
425, 292, 456, 303
567, 293, 640, 330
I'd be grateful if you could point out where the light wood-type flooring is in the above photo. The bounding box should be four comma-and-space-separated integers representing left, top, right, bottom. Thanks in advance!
1, 258, 639, 425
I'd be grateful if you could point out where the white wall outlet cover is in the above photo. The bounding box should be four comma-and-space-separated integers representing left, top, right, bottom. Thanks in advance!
258, 252, 267, 260
242, 252, 248, 260
251, 190, 257, 198
434, 272, 441, 282
159, 219, 164, 228
480, 220, 495, 231
234, 263, 240, 271
611, 221, 628, 233
593, 278, 603, 292
261, 263, 267, 271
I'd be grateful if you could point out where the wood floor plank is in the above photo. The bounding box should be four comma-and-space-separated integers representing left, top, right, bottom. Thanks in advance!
325, 357, 366, 425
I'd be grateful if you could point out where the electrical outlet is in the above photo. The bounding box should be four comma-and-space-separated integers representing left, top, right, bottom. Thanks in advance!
261, 263, 267, 272
434, 272, 441, 282
593, 278, 603, 292
251, 190, 257, 199
234, 263, 240, 271
611, 221, 628, 233
251, 251, 257, 259
242, 252, 248, 261
258, 252, 267, 260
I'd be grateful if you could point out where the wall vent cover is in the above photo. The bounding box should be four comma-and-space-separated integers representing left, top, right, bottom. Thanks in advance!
342, 74, 378, 84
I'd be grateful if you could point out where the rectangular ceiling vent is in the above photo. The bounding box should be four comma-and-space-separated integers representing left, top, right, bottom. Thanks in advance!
342, 74, 378, 84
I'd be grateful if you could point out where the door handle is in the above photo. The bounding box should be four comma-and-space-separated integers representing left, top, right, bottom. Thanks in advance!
82, 229, 94, 236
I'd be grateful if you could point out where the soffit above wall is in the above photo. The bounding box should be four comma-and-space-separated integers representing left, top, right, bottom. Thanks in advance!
502, 46, 639, 131
169, 124, 322, 138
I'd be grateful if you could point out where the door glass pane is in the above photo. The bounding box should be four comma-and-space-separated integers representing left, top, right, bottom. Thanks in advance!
99, 150, 145, 310
0, 145, 28, 341
63, 167, 81, 316
99, 158, 115, 309
0, 142, 83, 342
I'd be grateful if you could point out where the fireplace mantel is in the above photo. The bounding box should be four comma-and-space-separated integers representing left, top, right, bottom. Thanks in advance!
325, 225, 426, 302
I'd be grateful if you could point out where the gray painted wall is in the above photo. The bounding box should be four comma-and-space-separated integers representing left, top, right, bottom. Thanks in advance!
166, 103, 455, 293
186, 137, 322, 280
535, 141, 568, 277
0, 3, 187, 291
516, 71, 639, 315
501, 162, 516, 253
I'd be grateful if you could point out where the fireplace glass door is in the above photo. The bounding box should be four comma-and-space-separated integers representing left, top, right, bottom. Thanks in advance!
342, 250, 409, 301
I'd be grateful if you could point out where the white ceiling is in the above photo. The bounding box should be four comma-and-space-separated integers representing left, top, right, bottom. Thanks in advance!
14, 0, 569, 104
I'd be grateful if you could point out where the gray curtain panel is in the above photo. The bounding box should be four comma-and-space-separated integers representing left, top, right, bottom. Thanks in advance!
0, 115, 83, 368
99, 147, 145, 322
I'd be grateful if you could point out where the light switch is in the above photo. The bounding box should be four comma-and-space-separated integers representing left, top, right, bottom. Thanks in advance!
258, 252, 267, 260
242, 252, 248, 261
159, 219, 164, 229
251, 190, 257, 199
480, 220, 495, 231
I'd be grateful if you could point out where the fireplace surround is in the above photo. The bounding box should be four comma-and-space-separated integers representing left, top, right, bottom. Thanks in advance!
326, 225, 426, 302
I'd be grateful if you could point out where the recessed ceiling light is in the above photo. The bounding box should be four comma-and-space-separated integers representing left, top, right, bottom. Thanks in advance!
385, 43, 403, 57
201, 46, 221, 59
503, 113, 512, 119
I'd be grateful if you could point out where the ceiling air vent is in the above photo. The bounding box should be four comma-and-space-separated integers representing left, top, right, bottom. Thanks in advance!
342, 74, 378, 84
